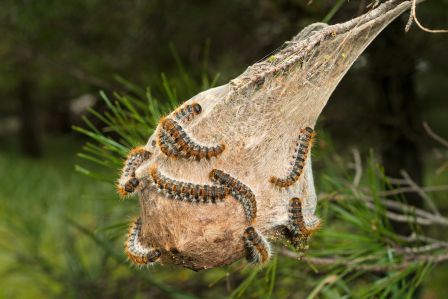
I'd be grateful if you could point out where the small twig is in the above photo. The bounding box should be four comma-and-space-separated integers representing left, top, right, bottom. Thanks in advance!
362, 196, 448, 226
405, 10, 414, 32
396, 233, 448, 247
363, 200, 443, 226
400, 169, 440, 216
399, 243, 446, 254
384, 177, 408, 185
307, 274, 339, 299
281, 248, 448, 273
423, 121, 448, 148
352, 148, 362, 187
377, 197, 438, 220
320, 186, 448, 227
376, 185, 448, 196
408, 0, 448, 33
322, 185, 448, 224
373, 167, 409, 185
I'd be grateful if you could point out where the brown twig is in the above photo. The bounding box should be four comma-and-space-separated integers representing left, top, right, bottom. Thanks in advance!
363, 200, 448, 226
321, 186, 448, 226
407, 0, 448, 33
400, 169, 440, 216
320, 179, 448, 226
360, 193, 448, 226
376, 185, 448, 196
423, 121, 448, 148
397, 233, 448, 247
281, 248, 448, 273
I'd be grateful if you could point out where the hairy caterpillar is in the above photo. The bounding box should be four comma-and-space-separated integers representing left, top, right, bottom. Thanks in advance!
243, 227, 271, 265
173, 103, 202, 122
117, 146, 152, 197
270, 127, 315, 188
125, 217, 161, 265
288, 197, 320, 253
158, 118, 225, 160
150, 165, 228, 203
158, 130, 181, 158
209, 169, 257, 223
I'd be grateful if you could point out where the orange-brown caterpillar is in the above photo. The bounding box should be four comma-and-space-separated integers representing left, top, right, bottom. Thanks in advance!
209, 169, 257, 223
158, 118, 225, 160
150, 166, 228, 203
173, 103, 202, 122
270, 127, 315, 188
243, 227, 271, 265
288, 197, 320, 253
125, 217, 161, 265
158, 130, 181, 158
117, 146, 152, 197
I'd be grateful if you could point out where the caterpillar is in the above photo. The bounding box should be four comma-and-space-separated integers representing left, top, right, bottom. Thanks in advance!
158, 118, 225, 160
288, 197, 320, 253
150, 165, 228, 203
158, 129, 181, 159
270, 127, 315, 188
243, 227, 271, 265
117, 146, 152, 197
125, 217, 161, 265
173, 103, 202, 122
209, 169, 257, 224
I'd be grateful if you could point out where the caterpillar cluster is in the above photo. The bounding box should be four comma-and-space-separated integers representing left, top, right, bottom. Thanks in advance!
270, 127, 315, 188
118, 103, 319, 267
209, 169, 257, 224
158, 117, 225, 160
125, 217, 161, 265
150, 166, 228, 203
117, 146, 152, 197
243, 227, 271, 265
288, 197, 320, 253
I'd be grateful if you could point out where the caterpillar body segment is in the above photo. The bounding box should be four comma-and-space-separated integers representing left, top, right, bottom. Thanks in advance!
125, 217, 161, 265
243, 227, 271, 265
117, 146, 152, 197
158, 118, 225, 160
173, 103, 202, 122
270, 127, 315, 188
150, 166, 228, 203
158, 129, 181, 159
209, 169, 257, 224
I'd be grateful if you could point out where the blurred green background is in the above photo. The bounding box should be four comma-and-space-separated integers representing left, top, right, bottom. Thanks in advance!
1, 0, 447, 298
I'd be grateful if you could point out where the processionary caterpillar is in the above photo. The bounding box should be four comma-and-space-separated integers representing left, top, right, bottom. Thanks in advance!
158, 118, 225, 160
243, 226, 271, 265
150, 165, 228, 203
117, 146, 152, 197
125, 217, 161, 265
288, 197, 320, 253
270, 127, 315, 188
209, 169, 257, 224
173, 103, 202, 122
